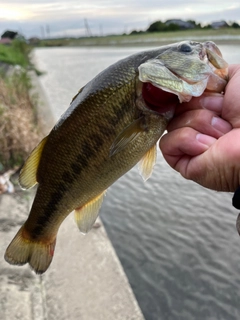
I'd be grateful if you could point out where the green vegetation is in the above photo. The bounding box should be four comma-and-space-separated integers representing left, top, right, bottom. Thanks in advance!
232, 22, 240, 29
0, 40, 40, 174
145, 20, 201, 32
38, 28, 240, 47
134, 19, 239, 33
146, 21, 181, 32
35, 18, 240, 48
0, 39, 31, 67
35, 13, 240, 48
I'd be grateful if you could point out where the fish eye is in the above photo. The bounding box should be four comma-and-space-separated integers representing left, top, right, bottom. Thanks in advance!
178, 43, 192, 53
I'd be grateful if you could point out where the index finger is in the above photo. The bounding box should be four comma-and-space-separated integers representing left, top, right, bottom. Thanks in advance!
222, 64, 240, 127
175, 92, 224, 116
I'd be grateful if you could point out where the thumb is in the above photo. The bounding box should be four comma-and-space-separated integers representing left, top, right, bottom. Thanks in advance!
222, 64, 240, 127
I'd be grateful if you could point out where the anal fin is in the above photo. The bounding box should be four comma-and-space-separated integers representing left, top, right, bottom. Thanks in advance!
74, 191, 106, 234
19, 136, 48, 189
138, 144, 157, 181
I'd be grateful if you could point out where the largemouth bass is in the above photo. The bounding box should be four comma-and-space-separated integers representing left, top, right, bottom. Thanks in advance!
5, 41, 228, 274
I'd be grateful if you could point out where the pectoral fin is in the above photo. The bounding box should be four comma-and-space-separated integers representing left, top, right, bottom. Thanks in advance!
19, 136, 48, 189
74, 191, 106, 234
138, 144, 157, 181
110, 117, 146, 156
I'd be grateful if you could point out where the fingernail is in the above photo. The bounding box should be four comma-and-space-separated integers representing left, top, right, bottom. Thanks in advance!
211, 116, 232, 134
201, 95, 223, 113
196, 133, 216, 147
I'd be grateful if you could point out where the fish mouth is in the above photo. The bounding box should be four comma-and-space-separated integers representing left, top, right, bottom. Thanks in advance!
203, 41, 228, 74
141, 82, 179, 117
139, 41, 228, 116
201, 41, 228, 92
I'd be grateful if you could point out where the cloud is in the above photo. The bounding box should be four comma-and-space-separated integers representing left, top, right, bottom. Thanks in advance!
0, 0, 239, 38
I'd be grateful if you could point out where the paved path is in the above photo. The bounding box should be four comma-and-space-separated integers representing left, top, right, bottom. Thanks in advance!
0, 190, 144, 320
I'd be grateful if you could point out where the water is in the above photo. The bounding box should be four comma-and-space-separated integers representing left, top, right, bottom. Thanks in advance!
34, 44, 240, 320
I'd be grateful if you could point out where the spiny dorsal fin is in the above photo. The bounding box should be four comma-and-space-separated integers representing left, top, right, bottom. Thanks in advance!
138, 144, 157, 181
71, 86, 84, 103
110, 117, 146, 157
19, 136, 48, 189
74, 191, 106, 234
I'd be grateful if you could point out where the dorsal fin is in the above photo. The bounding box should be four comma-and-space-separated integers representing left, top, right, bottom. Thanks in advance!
74, 191, 106, 234
19, 136, 48, 189
138, 144, 157, 181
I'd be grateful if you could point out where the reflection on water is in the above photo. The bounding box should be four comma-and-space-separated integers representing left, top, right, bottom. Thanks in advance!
34, 44, 240, 320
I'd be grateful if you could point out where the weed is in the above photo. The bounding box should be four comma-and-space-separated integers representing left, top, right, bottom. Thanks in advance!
0, 70, 40, 173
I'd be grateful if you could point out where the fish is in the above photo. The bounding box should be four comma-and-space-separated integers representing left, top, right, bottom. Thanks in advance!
4, 41, 228, 274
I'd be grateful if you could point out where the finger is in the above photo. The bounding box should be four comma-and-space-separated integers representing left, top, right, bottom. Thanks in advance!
222, 64, 240, 127
167, 109, 232, 138
160, 127, 216, 170
228, 64, 240, 78
175, 93, 224, 116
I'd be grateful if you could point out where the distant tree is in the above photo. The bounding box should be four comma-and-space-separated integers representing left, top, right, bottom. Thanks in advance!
147, 20, 182, 32
1, 30, 18, 39
187, 20, 196, 27
187, 20, 201, 29
129, 30, 145, 35
202, 24, 212, 29
167, 23, 180, 31
147, 21, 166, 32
232, 22, 240, 28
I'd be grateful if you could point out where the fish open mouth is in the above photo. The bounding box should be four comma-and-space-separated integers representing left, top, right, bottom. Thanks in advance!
142, 82, 179, 115
139, 41, 228, 116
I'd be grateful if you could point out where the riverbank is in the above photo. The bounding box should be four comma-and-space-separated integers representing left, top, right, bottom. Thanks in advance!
0, 70, 144, 320
39, 28, 240, 47
0, 41, 41, 175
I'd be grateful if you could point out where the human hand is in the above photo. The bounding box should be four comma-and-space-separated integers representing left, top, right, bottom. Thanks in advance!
160, 64, 240, 192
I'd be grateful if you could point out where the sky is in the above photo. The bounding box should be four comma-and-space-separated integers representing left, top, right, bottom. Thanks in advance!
0, 0, 240, 39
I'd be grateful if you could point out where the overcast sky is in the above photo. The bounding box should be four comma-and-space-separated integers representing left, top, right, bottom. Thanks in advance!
1, 0, 240, 39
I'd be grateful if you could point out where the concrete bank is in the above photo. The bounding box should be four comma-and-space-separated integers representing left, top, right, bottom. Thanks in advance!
0, 72, 144, 320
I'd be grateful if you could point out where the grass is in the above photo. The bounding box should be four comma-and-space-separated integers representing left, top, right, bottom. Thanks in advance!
0, 41, 41, 174
0, 71, 40, 173
0, 40, 30, 67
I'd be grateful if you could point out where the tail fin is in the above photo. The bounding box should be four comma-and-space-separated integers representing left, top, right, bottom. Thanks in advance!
4, 226, 56, 274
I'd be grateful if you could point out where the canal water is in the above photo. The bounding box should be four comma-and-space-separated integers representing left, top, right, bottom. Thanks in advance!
34, 44, 240, 320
